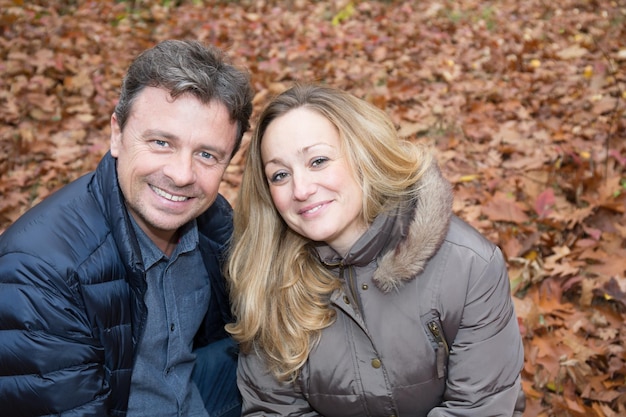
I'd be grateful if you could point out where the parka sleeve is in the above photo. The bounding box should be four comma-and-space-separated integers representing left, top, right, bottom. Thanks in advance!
0, 252, 109, 416
428, 244, 525, 417
238, 350, 321, 417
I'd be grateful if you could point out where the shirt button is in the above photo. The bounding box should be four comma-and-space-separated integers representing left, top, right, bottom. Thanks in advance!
343, 295, 350, 304
170, 323, 175, 331
371, 358, 382, 368
361, 284, 368, 290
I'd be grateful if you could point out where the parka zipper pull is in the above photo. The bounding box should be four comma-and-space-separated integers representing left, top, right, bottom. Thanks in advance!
428, 321, 449, 379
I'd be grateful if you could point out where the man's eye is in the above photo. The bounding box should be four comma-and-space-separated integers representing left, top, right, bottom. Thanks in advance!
200, 151, 219, 165
154, 139, 168, 147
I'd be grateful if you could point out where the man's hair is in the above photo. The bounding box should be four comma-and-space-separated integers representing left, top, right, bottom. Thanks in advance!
114, 39, 253, 156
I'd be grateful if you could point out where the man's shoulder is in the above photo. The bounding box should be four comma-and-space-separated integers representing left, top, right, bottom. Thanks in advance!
0, 172, 112, 268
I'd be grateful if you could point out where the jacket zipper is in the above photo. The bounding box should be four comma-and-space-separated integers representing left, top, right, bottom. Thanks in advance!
330, 261, 363, 316
427, 321, 449, 379
344, 265, 363, 315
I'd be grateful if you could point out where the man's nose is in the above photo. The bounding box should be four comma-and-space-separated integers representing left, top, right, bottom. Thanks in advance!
163, 152, 196, 186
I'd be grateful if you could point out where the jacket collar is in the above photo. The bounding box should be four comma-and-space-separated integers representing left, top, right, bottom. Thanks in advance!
91, 152, 144, 273
315, 206, 403, 267
315, 159, 453, 293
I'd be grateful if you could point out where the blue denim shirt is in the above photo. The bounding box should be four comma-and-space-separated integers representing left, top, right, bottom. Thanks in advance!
127, 218, 210, 417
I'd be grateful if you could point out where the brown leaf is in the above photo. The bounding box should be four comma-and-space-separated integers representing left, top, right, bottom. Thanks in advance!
481, 191, 529, 223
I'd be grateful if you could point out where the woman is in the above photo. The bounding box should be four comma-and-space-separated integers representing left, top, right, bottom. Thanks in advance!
226, 84, 525, 416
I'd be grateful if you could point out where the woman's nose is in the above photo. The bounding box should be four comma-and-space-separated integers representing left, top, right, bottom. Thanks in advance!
291, 173, 315, 201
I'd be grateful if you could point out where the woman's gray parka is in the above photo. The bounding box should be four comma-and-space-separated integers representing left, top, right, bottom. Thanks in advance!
237, 161, 525, 417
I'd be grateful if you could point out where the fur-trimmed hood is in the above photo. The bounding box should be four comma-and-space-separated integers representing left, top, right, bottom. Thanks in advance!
373, 159, 453, 292
315, 158, 453, 293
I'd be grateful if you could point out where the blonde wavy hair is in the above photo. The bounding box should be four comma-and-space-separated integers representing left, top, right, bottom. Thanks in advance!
226, 84, 433, 382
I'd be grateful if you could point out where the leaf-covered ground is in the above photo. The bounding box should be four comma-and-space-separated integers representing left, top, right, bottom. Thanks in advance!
1, 1, 625, 415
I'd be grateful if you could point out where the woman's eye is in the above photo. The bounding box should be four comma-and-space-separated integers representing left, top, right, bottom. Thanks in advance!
269, 172, 288, 183
311, 157, 328, 167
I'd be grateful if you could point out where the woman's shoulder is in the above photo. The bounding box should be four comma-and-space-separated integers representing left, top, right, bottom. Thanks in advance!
426, 214, 508, 300
443, 215, 500, 263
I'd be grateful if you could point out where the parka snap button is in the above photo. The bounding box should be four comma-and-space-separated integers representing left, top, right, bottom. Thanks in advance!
371, 358, 381, 368
343, 295, 350, 304
361, 284, 368, 290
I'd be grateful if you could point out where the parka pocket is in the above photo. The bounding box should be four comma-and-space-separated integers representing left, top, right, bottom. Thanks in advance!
422, 313, 450, 379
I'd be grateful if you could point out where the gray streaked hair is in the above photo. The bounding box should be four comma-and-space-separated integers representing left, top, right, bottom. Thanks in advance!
114, 39, 253, 156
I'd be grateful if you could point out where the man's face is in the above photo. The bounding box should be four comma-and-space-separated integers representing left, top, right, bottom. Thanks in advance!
110, 86, 237, 251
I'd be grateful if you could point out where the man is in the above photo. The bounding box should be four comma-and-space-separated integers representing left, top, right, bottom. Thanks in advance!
0, 39, 253, 417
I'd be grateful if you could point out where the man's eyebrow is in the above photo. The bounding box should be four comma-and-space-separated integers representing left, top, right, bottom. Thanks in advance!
143, 129, 178, 140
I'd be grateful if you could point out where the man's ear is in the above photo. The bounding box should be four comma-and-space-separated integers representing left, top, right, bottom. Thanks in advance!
110, 113, 121, 157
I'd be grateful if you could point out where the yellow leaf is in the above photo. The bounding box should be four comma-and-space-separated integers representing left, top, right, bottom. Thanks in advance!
458, 174, 480, 182
524, 250, 538, 261
546, 381, 563, 393
332, 2, 355, 26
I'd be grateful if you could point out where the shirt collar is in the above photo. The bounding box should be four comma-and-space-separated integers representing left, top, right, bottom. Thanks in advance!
128, 213, 199, 269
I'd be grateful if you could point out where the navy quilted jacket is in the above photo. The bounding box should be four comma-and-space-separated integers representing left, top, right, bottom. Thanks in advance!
0, 152, 234, 416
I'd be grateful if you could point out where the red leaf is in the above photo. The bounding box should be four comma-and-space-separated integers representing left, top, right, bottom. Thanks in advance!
534, 188, 555, 218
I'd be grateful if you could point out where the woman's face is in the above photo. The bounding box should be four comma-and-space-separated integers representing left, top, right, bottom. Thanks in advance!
261, 107, 367, 256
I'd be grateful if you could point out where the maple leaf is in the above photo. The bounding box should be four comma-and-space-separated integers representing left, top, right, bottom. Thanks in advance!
481, 191, 529, 223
